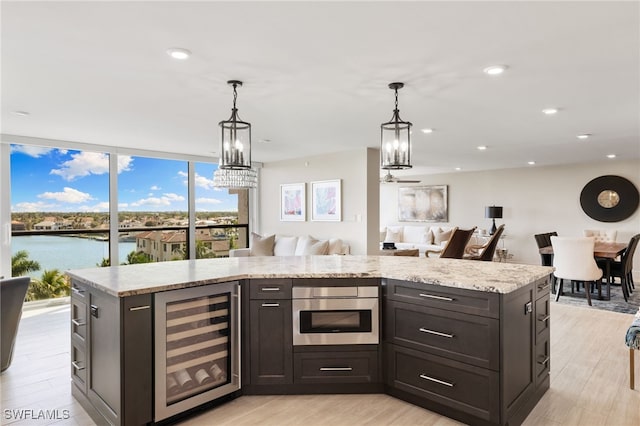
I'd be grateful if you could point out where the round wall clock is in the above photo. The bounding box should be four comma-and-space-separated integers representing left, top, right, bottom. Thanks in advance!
579, 175, 639, 222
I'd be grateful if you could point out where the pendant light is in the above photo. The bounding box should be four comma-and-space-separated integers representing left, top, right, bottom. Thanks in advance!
214, 80, 258, 188
381, 82, 412, 170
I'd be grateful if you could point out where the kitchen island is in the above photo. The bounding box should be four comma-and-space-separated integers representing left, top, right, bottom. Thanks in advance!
67, 255, 552, 426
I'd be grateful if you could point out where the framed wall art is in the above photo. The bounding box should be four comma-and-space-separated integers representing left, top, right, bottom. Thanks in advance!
280, 183, 306, 221
311, 179, 341, 221
398, 185, 448, 222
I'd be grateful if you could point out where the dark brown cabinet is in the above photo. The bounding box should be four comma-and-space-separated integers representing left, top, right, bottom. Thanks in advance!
383, 277, 551, 426
247, 279, 293, 387
70, 280, 152, 426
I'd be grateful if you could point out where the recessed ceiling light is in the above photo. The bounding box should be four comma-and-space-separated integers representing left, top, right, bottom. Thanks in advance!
12, 111, 30, 116
454, 167, 462, 171
577, 134, 591, 140
477, 145, 488, 150
166, 48, 191, 60
527, 161, 536, 165
542, 108, 558, 115
259, 139, 271, 143
607, 154, 616, 159
421, 128, 433, 134
483, 65, 508, 75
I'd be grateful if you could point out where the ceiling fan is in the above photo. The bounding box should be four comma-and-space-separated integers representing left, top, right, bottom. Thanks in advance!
380, 170, 421, 184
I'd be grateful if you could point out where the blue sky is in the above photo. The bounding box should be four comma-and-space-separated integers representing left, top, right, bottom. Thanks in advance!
10, 145, 238, 212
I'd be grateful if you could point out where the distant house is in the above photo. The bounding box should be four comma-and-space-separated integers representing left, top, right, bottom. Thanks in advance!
135, 229, 230, 262
11, 220, 26, 231
33, 220, 59, 230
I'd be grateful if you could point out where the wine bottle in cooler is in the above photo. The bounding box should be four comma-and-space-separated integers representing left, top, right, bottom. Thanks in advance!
174, 369, 194, 390
194, 368, 213, 386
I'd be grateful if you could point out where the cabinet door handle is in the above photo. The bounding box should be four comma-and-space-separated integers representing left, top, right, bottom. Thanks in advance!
129, 305, 150, 311
538, 314, 550, 322
261, 303, 280, 307
71, 319, 86, 326
419, 328, 454, 338
419, 374, 454, 387
72, 287, 85, 296
538, 282, 550, 291
419, 293, 453, 302
320, 367, 353, 371
72, 361, 85, 371
537, 356, 550, 366
261, 287, 281, 292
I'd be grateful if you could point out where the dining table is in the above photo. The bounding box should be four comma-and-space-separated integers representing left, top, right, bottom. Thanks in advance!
539, 241, 628, 300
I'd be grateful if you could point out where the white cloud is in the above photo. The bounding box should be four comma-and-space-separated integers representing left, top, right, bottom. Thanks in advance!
150, 185, 161, 190
50, 152, 134, 181
10, 145, 54, 157
196, 197, 223, 205
38, 187, 93, 204
13, 201, 56, 212
76, 202, 109, 213
130, 193, 186, 207
179, 171, 217, 190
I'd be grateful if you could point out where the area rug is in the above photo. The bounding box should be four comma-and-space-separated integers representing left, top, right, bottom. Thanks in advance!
551, 281, 640, 314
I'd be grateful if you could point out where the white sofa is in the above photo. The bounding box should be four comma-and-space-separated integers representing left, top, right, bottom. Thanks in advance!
380, 225, 455, 255
229, 234, 350, 257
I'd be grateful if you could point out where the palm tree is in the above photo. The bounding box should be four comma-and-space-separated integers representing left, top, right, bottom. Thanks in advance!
26, 269, 69, 301
97, 257, 110, 267
11, 250, 41, 276
125, 250, 152, 264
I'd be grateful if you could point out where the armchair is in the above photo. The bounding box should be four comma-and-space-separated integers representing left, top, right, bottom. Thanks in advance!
464, 225, 505, 261
1, 276, 30, 371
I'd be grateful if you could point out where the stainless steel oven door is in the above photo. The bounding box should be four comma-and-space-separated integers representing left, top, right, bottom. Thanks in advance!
292, 297, 379, 345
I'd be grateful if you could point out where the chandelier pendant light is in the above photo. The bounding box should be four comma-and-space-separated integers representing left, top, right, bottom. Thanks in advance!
381, 82, 412, 170
214, 80, 258, 188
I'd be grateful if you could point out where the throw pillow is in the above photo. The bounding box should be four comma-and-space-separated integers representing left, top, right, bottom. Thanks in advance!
434, 229, 452, 245
384, 227, 402, 243
249, 233, 275, 256
422, 230, 434, 244
328, 238, 343, 255
305, 239, 329, 255
274, 236, 298, 256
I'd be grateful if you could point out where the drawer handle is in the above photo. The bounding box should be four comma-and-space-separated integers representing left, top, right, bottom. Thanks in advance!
538, 315, 550, 322
261, 303, 280, 307
419, 293, 453, 302
537, 356, 550, 366
72, 287, 85, 295
71, 319, 86, 327
538, 282, 550, 291
72, 361, 85, 371
129, 305, 150, 311
419, 328, 454, 339
419, 374, 454, 387
320, 367, 353, 371
261, 287, 281, 292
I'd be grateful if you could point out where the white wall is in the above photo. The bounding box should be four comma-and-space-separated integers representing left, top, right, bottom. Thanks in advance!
381, 159, 640, 271
258, 148, 379, 254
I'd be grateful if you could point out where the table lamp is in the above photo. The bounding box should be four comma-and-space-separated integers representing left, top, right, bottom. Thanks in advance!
485, 206, 503, 235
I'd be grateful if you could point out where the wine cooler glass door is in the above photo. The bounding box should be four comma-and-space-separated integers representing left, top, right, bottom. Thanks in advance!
155, 281, 240, 421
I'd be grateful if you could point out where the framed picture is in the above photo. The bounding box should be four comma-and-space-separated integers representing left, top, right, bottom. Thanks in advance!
280, 183, 306, 221
311, 179, 341, 221
398, 185, 448, 222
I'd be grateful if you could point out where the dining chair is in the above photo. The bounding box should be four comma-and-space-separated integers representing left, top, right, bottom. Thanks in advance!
464, 224, 505, 261
584, 229, 617, 242
1, 276, 31, 371
599, 233, 640, 301
534, 231, 558, 267
551, 236, 602, 306
425, 227, 476, 259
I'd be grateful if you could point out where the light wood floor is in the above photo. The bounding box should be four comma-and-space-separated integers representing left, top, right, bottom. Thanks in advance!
1, 301, 638, 425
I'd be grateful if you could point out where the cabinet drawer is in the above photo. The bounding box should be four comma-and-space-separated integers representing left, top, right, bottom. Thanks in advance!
535, 334, 551, 384
71, 281, 87, 300
385, 300, 499, 370
71, 343, 87, 392
249, 279, 292, 300
384, 279, 499, 319
535, 294, 550, 340
535, 277, 552, 300
293, 351, 378, 384
386, 344, 499, 424
71, 299, 87, 342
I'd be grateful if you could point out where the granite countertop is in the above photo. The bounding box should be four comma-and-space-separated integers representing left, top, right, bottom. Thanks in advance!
66, 255, 553, 298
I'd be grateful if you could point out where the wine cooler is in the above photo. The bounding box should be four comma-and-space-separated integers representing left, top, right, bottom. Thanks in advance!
154, 281, 240, 421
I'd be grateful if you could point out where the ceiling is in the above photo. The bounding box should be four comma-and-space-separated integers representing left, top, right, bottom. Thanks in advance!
2, 1, 639, 178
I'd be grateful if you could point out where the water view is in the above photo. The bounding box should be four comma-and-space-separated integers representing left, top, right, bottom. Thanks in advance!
12, 235, 137, 277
